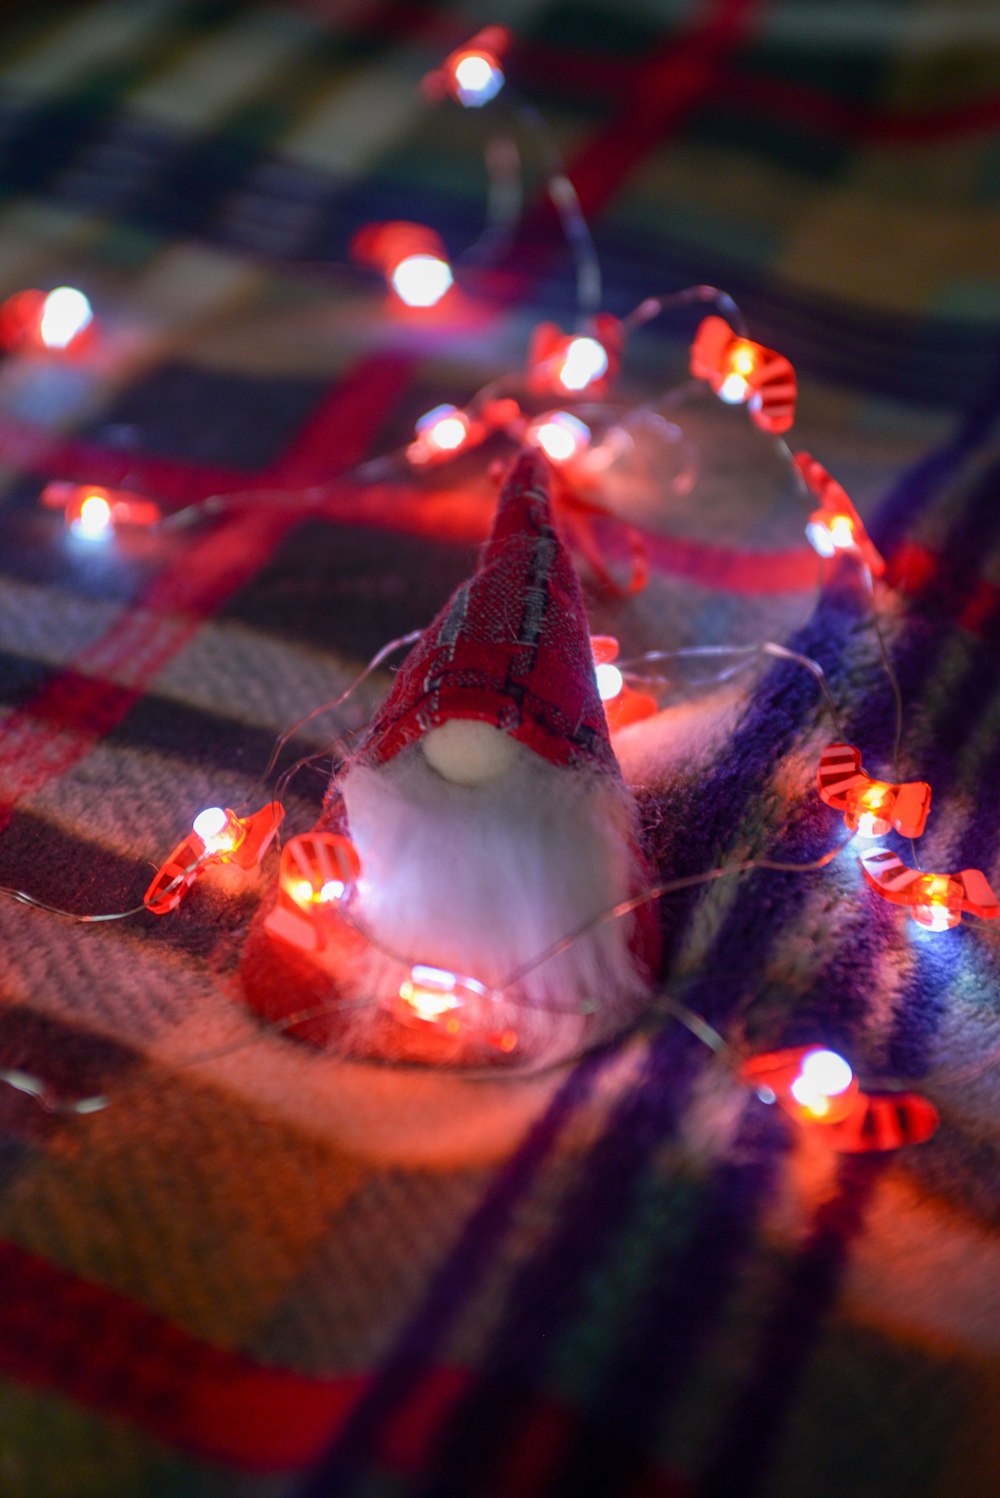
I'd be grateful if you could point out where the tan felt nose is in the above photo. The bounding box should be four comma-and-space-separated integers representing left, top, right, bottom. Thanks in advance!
421, 720, 519, 785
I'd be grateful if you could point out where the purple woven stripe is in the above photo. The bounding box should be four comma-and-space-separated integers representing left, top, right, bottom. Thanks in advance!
406, 1025, 711, 1498
693, 1155, 886, 1498
856, 456, 1000, 1077
545, 1107, 785, 1498
296, 1047, 609, 1498
651, 581, 865, 1021
869, 358, 1000, 554
873, 461, 1000, 784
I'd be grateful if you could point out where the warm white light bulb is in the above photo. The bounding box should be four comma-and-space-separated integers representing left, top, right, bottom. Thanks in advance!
453, 53, 503, 106
192, 806, 234, 854
595, 662, 624, 702
790, 1048, 853, 1111
38, 286, 93, 349
805, 518, 837, 558
399, 964, 462, 1020
390, 254, 453, 308
529, 411, 590, 464
558, 336, 609, 392
827, 515, 855, 549
417, 404, 468, 450
718, 372, 750, 404
913, 902, 956, 932
71, 493, 112, 540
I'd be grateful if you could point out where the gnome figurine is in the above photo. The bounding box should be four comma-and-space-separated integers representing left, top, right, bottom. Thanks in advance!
316, 449, 658, 1066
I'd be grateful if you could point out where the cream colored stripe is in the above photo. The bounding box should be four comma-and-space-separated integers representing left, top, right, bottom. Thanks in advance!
0, 0, 179, 92
281, 62, 433, 176
778, 192, 1000, 315
0, 579, 120, 667
0, 202, 104, 288
0, 585, 372, 741
14, 735, 284, 853
151, 618, 383, 738
130, 7, 321, 130
0, 899, 222, 1038
762, 0, 1000, 50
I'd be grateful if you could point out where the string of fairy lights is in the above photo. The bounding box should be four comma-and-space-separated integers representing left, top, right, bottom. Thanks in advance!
0, 23, 995, 1152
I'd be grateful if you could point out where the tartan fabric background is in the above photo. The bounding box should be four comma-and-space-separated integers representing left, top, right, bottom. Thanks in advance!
0, 1, 999, 1494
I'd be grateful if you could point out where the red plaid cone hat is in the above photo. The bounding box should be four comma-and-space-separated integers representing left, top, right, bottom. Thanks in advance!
350, 448, 618, 776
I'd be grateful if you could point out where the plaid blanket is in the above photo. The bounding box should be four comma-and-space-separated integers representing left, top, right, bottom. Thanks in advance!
1, 2, 999, 1495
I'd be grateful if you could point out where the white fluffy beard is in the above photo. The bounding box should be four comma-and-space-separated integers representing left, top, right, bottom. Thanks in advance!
333, 738, 652, 1067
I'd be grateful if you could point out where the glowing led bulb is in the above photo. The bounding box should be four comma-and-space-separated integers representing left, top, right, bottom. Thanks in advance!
914, 903, 957, 933
299, 875, 342, 905
390, 253, 453, 308
193, 805, 241, 855
417, 404, 469, 452
848, 786, 892, 839
71, 492, 113, 540
741, 1044, 861, 1128
718, 372, 750, 404
41, 481, 162, 535
396, 965, 492, 1030
798, 457, 886, 575
399, 966, 462, 1021
265, 832, 358, 951
291, 875, 346, 906
827, 514, 855, 548
590, 634, 658, 728
804, 517, 836, 558
806, 513, 856, 560
558, 335, 609, 392
38, 286, 93, 350
789, 1048, 854, 1119
731, 343, 756, 377
145, 802, 282, 915
453, 52, 504, 106
595, 662, 624, 702
290, 878, 315, 907
913, 874, 961, 932
715, 341, 756, 404
527, 411, 591, 464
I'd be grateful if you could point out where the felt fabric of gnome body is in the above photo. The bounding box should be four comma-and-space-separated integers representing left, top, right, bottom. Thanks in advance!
329, 449, 657, 1067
